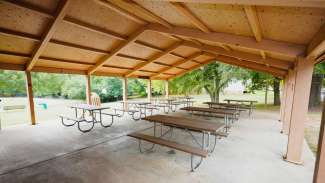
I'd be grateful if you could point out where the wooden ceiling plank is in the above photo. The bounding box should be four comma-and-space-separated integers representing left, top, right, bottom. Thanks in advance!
307, 24, 325, 60
146, 24, 306, 57
154, 0, 325, 8
125, 42, 182, 77
63, 16, 127, 41
244, 6, 262, 42
25, 0, 70, 71
88, 27, 146, 74
113, 0, 173, 29
170, 2, 211, 33
2, 0, 54, 18
151, 51, 202, 78
183, 41, 292, 70
94, 0, 147, 25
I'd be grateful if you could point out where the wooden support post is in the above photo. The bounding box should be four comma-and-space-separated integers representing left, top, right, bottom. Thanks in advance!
313, 101, 325, 183
279, 78, 287, 123
282, 69, 296, 134
147, 79, 152, 102
25, 71, 36, 125
165, 80, 169, 99
285, 57, 314, 164
86, 75, 91, 104
122, 77, 128, 110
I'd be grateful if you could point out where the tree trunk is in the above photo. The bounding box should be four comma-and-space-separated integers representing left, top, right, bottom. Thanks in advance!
309, 74, 323, 107
215, 89, 220, 103
273, 78, 281, 105
265, 83, 268, 105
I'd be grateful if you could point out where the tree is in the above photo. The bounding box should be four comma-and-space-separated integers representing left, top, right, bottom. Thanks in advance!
0, 70, 25, 97
309, 62, 325, 107
170, 62, 244, 102
242, 72, 279, 105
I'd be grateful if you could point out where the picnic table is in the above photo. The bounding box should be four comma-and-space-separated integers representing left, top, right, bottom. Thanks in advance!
121, 101, 157, 119
128, 114, 225, 171
224, 99, 257, 115
59, 104, 113, 132
204, 101, 255, 116
180, 106, 237, 132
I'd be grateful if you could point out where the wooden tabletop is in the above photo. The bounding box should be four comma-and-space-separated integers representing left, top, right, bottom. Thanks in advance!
224, 99, 257, 103
70, 104, 110, 111
180, 106, 237, 115
143, 115, 224, 133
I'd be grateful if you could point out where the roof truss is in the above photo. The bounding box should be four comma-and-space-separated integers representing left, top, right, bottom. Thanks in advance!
25, 0, 70, 71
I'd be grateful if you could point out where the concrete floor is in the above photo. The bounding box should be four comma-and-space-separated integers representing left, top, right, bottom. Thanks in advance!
0, 110, 315, 183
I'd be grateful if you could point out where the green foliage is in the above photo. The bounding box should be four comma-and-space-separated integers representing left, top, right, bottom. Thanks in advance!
152, 80, 164, 96
170, 62, 245, 102
0, 70, 26, 96
242, 72, 274, 93
127, 78, 147, 97
61, 75, 86, 100
91, 76, 122, 102
32, 73, 65, 97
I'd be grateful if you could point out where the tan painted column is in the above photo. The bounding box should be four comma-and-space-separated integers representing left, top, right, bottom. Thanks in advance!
122, 77, 128, 110
282, 69, 296, 134
279, 78, 287, 123
85, 75, 91, 104
285, 57, 314, 164
165, 80, 169, 99
25, 71, 36, 125
147, 79, 152, 102
313, 101, 325, 183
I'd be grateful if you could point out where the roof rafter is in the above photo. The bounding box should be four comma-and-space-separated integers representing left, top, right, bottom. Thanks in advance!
146, 24, 305, 57
88, 27, 146, 74
170, 2, 210, 33
155, 0, 325, 8
183, 41, 292, 70
111, 0, 173, 29
244, 5, 262, 42
214, 55, 286, 77
151, 51, 203, 79
307, 23, 325, 60
94, 0, 147, 25
125, 42, 182, 77
25, 0, 70, 71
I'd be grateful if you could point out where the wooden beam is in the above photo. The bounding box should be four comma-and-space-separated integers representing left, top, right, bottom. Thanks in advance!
213, 55, 287, 77
307, 24, 325, 60
122, 77, 128, 110
151, 51, 202, 79
147, 79, 152, 101
88, 27, 146, 74
313, 101, 325, 183
165, 80, 169, 98
169, 58, 216, 79
25, 0, 70, 71
25, 71, 36, 125
125, 42, 182, 77
146, 24, 306, 57
183, 41, 292, 70
244, 6, 262, 42
285, 57, 314, 164
86, 75, 91, 104
154, 0, 325, 8
94, 0, 147, 25
112, 0, 173, 29
260, 51, 266, 59
170, 2, 210, 33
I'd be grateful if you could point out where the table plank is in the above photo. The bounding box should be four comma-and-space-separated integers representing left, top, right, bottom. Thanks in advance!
143, 115, 224, 133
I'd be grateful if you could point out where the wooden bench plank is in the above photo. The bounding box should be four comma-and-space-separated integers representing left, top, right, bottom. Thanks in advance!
128, 132, 208, 157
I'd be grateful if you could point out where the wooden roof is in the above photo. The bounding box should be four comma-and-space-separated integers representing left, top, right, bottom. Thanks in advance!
0, 0, 324, 79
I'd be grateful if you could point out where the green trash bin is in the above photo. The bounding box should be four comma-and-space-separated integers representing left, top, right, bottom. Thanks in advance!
38, 103, 48, 110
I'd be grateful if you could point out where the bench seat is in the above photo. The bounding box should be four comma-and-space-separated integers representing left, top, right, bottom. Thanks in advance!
128, 132, 208, 157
